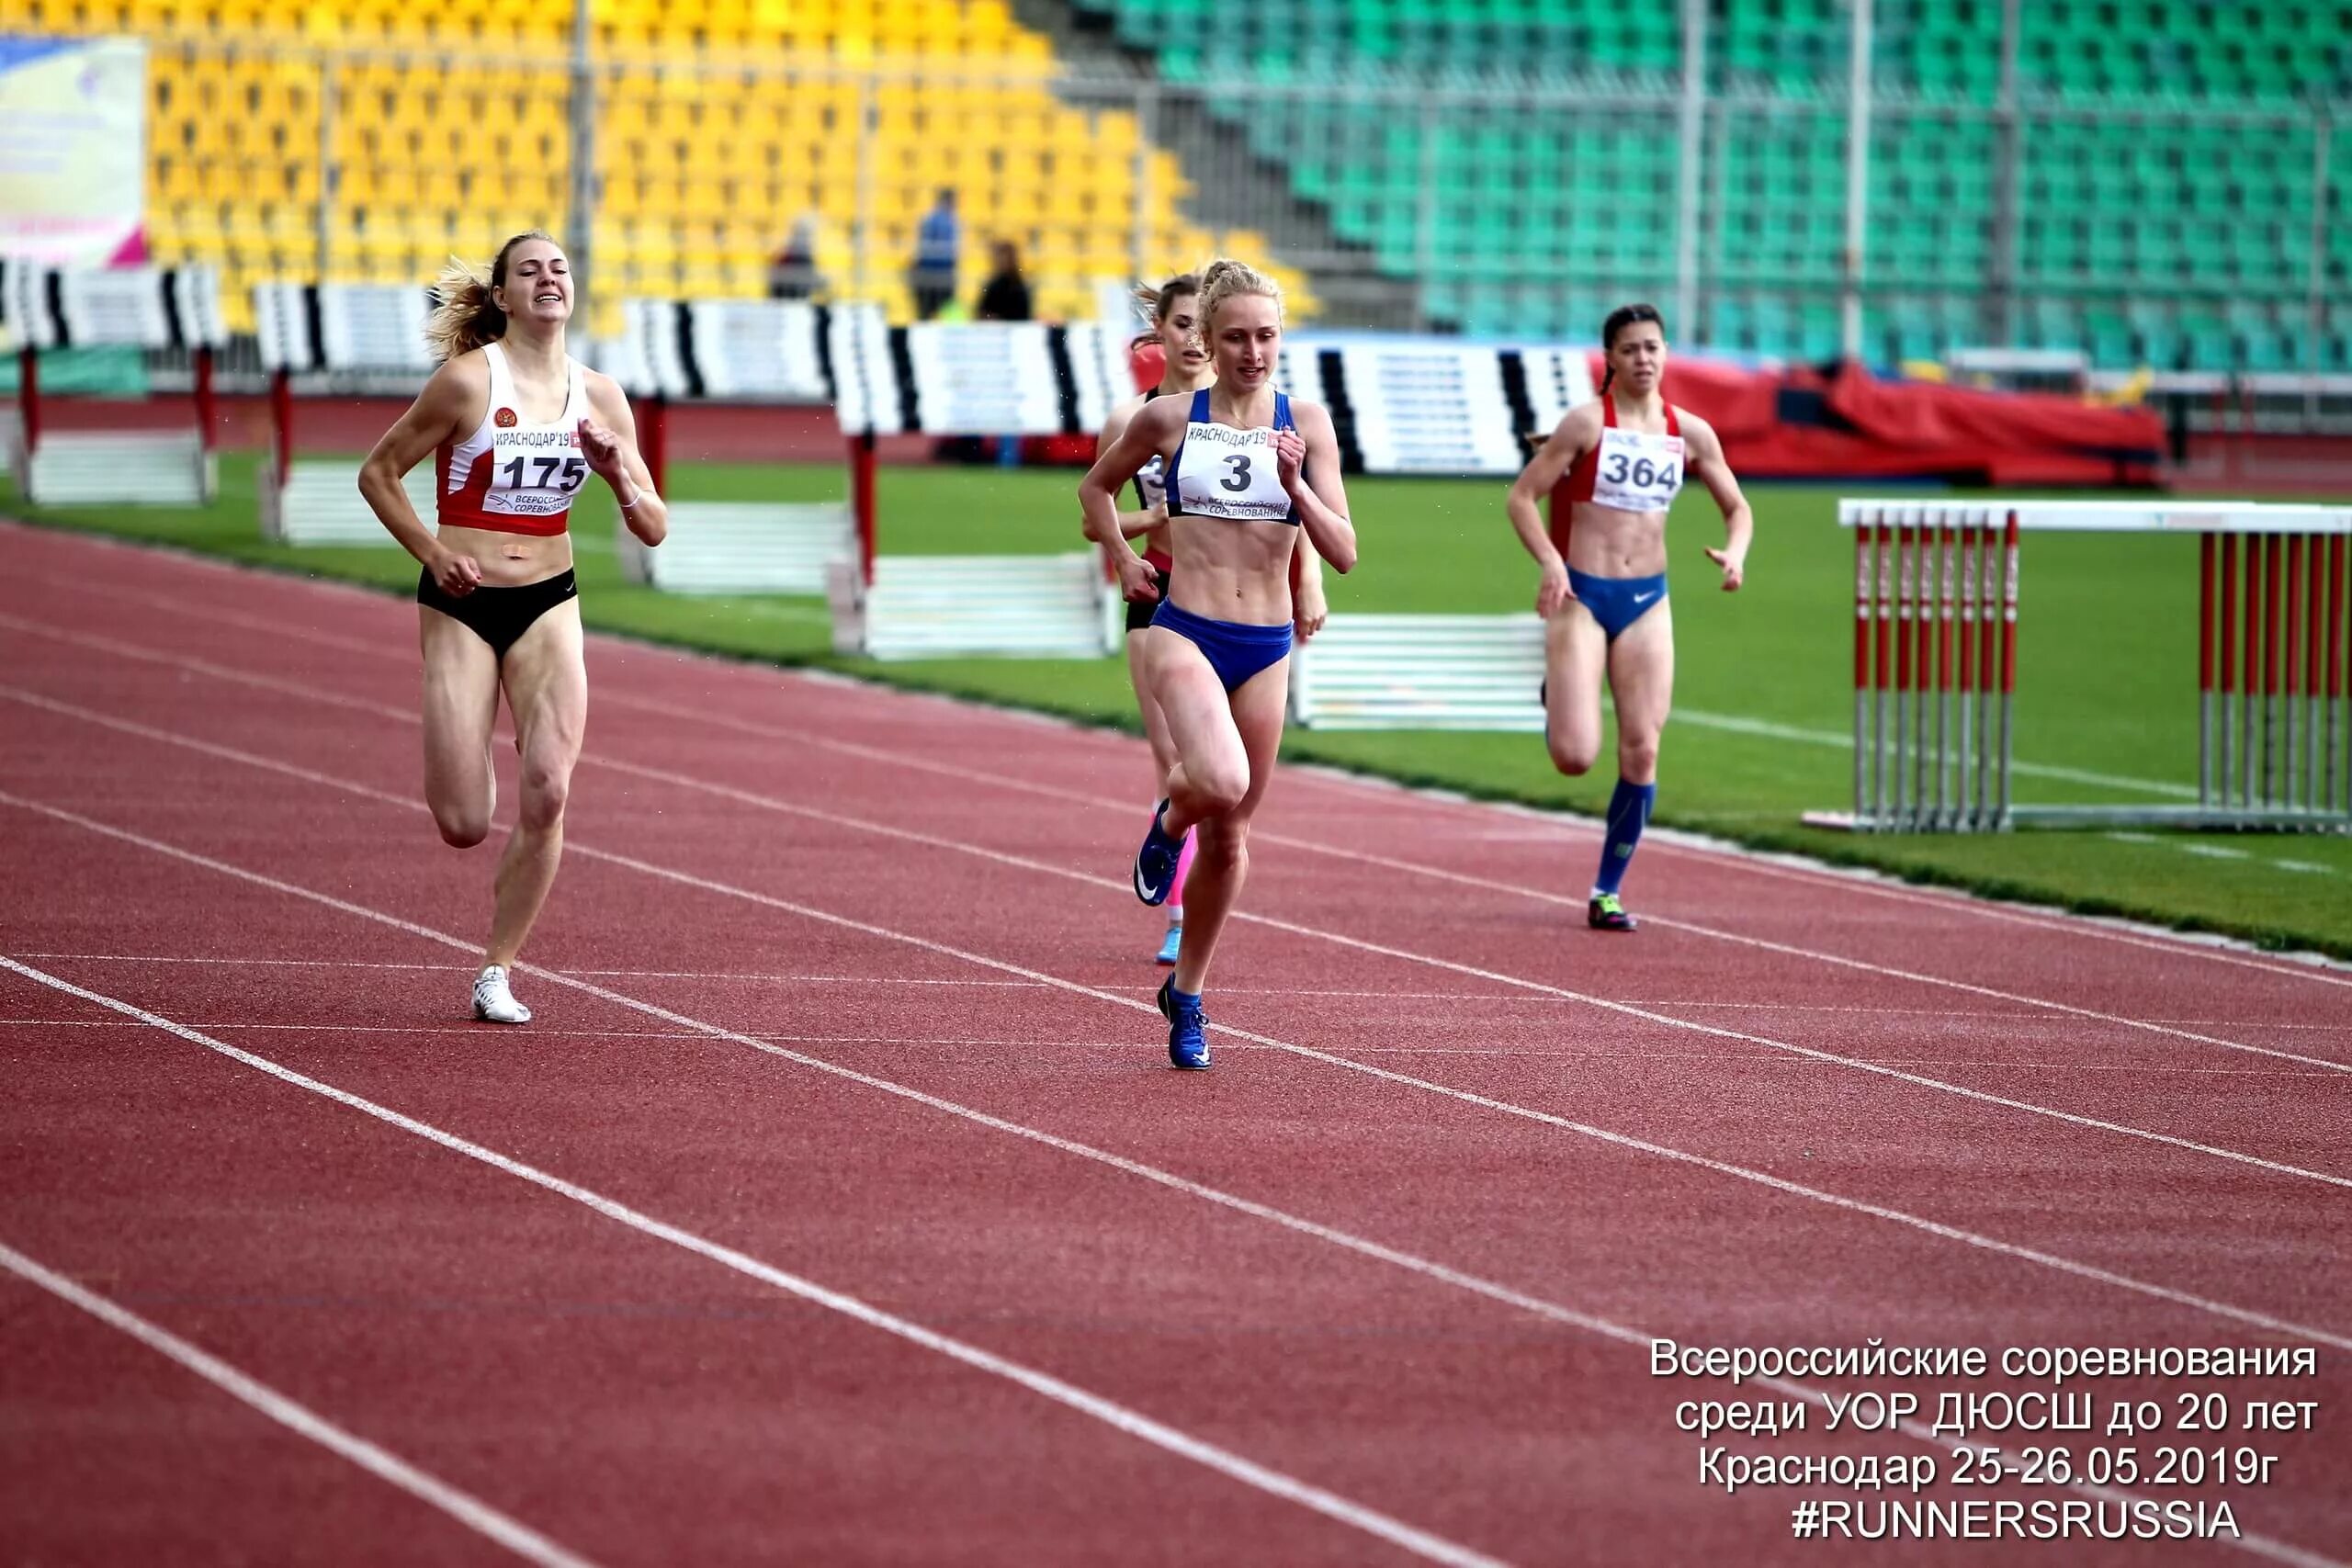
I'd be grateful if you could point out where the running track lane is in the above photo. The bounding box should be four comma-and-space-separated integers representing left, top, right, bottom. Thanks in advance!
0, 708, 2329, 1568
10, 648, 2352, 1337
11, 579, 2350, 1309
5, 522, 2352, 1561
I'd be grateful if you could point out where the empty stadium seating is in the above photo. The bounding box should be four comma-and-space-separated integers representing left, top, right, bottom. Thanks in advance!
0, 0, 1311, 334
1076, 0, 2351, 370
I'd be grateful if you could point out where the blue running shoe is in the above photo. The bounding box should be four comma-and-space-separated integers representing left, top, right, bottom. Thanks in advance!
1157, 976, 1211, 1070
1133, 799, 1185, 906
1154, 922, 1182, 966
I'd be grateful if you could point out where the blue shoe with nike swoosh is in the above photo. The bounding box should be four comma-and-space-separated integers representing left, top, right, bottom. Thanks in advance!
1133, 799, 1186, 907
1157, 976, 1211, 1070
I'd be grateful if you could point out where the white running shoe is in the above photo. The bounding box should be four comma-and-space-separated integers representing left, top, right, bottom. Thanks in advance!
471, 964, 532, 1023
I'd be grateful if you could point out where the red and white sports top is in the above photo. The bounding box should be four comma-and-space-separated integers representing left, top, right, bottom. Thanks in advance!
1555, 397, 1686, 545
436, 342, 592, 537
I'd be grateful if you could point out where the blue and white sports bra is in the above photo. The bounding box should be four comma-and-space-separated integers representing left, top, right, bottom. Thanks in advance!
1165, 388, 1301, 525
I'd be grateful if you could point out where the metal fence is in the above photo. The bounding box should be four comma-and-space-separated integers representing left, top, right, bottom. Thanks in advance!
139, 18, 2340, 370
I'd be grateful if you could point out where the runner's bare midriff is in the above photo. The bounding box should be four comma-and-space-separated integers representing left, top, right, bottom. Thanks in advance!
1565, 498, 1669, 579
437, 525, 576, 587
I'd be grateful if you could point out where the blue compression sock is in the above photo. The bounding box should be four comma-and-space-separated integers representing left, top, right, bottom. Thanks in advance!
1594, 779, 1656, 897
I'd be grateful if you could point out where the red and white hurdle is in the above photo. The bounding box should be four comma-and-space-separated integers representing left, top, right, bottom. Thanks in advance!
4, 264, 221, 507
1812, 500, 2352, 833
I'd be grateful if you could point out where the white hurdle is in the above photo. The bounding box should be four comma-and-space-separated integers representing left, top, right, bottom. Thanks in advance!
5, 263, 223, 507
1290, 614, 1547, 730
619, 501, 856, 593
608, 299, 859, 594
828, 553, 1120, 660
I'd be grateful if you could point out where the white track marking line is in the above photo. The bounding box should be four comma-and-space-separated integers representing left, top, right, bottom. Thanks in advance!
11, 1018, 2333, 1076
2108, 833, 2345, 879
1663, 706, 2199, 797
0, 1235, 601, 1568
14, 571, 2347, 988
6, 849, 2349, 1568
62, 957, 2345, 1024
7, 787, 2350, 1362
12, 682, 2352, 1187
0, 954, 1051, 987
0, 956, 1505, 1568
0, 1018, 1148, 1048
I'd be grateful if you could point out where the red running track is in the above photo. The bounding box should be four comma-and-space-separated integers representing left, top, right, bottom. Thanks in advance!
2, 520, 2348, 1567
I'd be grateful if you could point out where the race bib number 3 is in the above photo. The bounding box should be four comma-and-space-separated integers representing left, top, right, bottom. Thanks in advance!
1591, 426, 1685, 514
1179, 425, 1290, 520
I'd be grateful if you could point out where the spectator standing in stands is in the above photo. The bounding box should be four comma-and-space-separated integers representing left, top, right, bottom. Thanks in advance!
976, 240, 1035, 466
910, 188, 960, 320
767, 215, 820, 300
975, 240, 1032, 322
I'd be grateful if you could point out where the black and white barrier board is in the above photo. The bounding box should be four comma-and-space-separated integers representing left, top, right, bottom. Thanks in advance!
3, 262, 223, 506
1289, 614, 1547, 731
600, 298, 832, 403
255, 281, 438, 543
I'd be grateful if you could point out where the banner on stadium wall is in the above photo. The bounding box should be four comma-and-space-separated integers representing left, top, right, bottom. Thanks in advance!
0, 36, 147, 267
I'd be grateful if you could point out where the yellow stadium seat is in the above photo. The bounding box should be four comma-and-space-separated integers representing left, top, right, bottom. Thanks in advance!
76, 0, 1311, 317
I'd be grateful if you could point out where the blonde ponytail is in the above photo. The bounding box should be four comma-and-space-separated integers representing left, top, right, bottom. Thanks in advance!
423, 229, 558, 363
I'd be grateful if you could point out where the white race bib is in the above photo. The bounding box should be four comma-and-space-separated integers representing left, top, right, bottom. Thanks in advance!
1176, 423, 1290, 521
1136, 453, 1168, 512
483, 428, 590, 517
1590, 424, 1685, 513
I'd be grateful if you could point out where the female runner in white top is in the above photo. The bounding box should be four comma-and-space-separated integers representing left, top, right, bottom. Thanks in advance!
357, 231, 668, 1022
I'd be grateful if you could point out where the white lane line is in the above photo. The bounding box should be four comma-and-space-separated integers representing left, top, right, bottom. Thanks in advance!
0, 1018, 1148, 1048
0, 954, 1051, 987
2109, 832, 2345, 879
1663, 706, 2199, 798
18, 686, 2352, 1189
11, 683, 2351, 1191
9, 1017, 2333, 1077
40, 960, 2325, 1029
14, 574, 2347, 990
6, 786, 2349, 1364
0, 1235, 601, 1568
0, 955, 1506, 1568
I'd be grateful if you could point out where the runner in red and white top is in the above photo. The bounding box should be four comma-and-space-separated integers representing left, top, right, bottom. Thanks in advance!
357, 230, 667, 1023
1099, 273, 1216, 967
1504, 303, 1751, 932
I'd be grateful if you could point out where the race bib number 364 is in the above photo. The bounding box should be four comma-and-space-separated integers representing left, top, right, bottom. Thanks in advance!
1590, 426, 1684, 514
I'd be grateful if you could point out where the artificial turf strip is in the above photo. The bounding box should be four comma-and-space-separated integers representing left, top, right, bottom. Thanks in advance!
11, 450, 2349, 960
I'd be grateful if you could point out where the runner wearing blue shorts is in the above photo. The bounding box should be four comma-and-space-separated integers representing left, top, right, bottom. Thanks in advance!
1506, 304, 1752, 931
1079, 258, 1355, 1069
